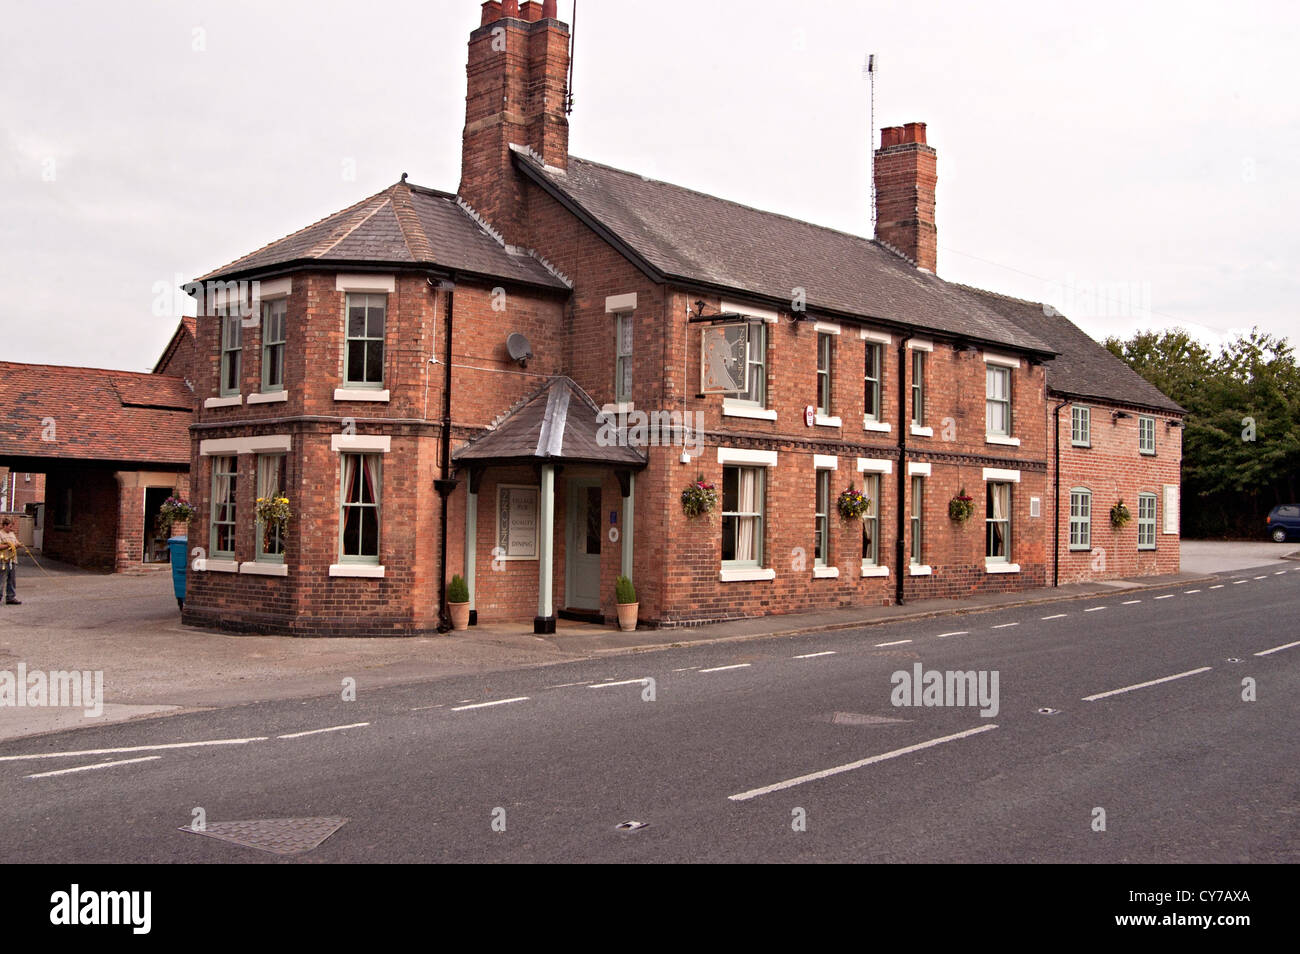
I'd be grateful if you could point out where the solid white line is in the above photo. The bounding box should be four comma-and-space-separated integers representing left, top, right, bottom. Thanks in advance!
451, 697, 530, 711
728, 725, 1000, 802
277, 722, 370, 739
992, 622, 1020, 629
875, 639, 912, 647
794, 651, 837, 659
1041, 614, 1067, 621
1254, 640, 1300, 657
698, 664, 751, 674
1210, 584, 1225, 589
1122, 600, 1143, 605
588, 678, 649, 688
410, 704, 443, 711
671, 667, 698, 672
26, 756, 162, 780
936, 631, 969, 639
1085, 606, 1107, 612
0, 736, 269, 763
1184, 589, 1201, 594
1083, 667, 1213, 702
1154, 594, 1175, 600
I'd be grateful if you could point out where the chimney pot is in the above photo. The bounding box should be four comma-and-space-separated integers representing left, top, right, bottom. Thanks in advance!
480, 1, 502, 25
521, 1, 542, 21
501, 0, 520, 18
903, 121, 927, 144
542, 0, 557, 17
880, 126, 902, 148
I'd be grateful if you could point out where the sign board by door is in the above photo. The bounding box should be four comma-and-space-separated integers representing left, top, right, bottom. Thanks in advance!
497, 485, 539, 560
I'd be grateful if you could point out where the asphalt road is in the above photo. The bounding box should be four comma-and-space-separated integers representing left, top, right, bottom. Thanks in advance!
1, 564, 1297, 863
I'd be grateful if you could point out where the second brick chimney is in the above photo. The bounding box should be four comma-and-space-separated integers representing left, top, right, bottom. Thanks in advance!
460, 0, 569, 242
874, 122, 937, 273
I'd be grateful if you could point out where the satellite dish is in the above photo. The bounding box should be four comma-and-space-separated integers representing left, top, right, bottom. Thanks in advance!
506, 332, 533, 368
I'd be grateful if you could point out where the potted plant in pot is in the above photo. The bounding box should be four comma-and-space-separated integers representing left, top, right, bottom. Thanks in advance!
447, 574, 470, 631
615, 575, 638, 632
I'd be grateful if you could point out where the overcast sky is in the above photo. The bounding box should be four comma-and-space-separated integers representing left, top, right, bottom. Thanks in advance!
2, 0, 1296, 371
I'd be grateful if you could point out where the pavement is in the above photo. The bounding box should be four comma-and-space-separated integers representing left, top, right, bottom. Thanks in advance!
0, 546, 1275, 742
1179, 538, 1300, 574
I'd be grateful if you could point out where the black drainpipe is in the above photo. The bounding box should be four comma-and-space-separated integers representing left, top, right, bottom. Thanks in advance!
433, 280, 459, 633
1052, 399, 1068, 587
895, 334, 913, 605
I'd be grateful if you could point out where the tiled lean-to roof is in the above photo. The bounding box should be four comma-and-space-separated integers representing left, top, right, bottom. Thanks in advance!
198, 180, 570, 291
513, 150, 1057, 357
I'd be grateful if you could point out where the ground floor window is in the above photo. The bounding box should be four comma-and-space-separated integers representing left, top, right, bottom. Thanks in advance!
861, 474, 880, 566
1069, 488, 1091, 550
257, 454, 287, 562
986, 482, 1012, 562
210, 455, 238, 557
1137, 493, 1157, 550
814, 468, 830, 566
722, 465, 764, 567
910, 475, 924, 565
340, 453, 381, 562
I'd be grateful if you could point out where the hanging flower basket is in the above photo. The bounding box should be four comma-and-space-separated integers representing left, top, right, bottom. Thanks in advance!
157, 496, 194, 534
948, 490, 975, 523
837, 484, 871, 521
1110, 500, 1132, 529
256, 495, 293, 532
680, 476, 717, 519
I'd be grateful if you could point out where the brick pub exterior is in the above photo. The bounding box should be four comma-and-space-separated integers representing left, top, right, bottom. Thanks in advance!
180, 0, 1182, 637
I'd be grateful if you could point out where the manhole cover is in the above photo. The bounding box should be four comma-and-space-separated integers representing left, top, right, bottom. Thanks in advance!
1037, 707, 1061, 715
1226, 657, 1243, 664
615, 821, 648, 831
179, 817, 348, 855
829, 712, 909, 726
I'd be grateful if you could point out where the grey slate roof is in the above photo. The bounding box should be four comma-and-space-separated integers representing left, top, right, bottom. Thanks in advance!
958, 286, 1185, 414
198, 181, 569, 291
514, 151, 1056, 357
453, 376, 648, 467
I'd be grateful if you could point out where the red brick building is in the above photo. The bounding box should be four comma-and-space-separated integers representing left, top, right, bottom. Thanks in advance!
179, 1, 1181, 636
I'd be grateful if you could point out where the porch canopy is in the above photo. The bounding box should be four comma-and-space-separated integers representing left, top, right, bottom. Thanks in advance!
453, 376, 647, 633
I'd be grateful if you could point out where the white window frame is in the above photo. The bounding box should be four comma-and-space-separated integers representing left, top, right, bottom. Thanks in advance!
209, 455, 238, 558
344, 292, 387, 389
255, 453, 287, 564
985, 481, 1012, 565
721, 464, 766, 572
338, 452, 382, 566
864, 340, 883, 424
1137, 492, 1157, 549
614, 311, 634, 404
220, 314, 242, 397
986, 365, 1011, 437
1069, 488, 1092, 551
1071, 406, 1091, 447
860, 471, 883, 574
816, 332, 833, 417
261, 298, 287, 393
1139, 415, 1156, 455
911, 350, 926, 428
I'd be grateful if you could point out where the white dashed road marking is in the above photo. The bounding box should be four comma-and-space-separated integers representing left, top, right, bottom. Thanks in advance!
1232, 580, 1248, 585
1122, 600, 1142, 605
1255, 640, 1300, 657
588, 679, 650, 689
1254, 575, 1268, 580
1210, 584, 1225, 589
451, 697, 530, 712
277, 722, 370, 740
728, 725, 1000, 802
992, 622, 1020, 629
1085, 606, 1107, 613
875, 639, 912, 647
698, 664, 751, 674
0, 736, 268, 763
936, 631, 969, 639
1155, 594, 1175, 600
1082, 667, 1213, 702
794, 651, 837, 659
1041, 615, 1067, 621
1184, 589, 1201, 594
26, 756, 162, 780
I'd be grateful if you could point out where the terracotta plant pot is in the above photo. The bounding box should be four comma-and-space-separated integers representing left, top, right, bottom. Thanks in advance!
448, 601, 470, 632
616, 602, 639, 632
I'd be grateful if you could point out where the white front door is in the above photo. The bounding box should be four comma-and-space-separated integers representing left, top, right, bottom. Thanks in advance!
565, 480, 603, 610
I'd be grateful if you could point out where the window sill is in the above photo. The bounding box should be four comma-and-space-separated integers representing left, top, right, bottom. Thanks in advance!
197, 559, 239, 573
334, 388, 391, 403
722, 400, 777, 422
985, 562, 1021, 574
861, 564, 889, 578
1068, 546, 1092, 553
1138, 546, 1157, 552
910, 424, 933, 438
1140, 451, 1157, 457
814, 414, 842, 428
240, 562, 288, 576
329, 564, 386, 578
719, 566, 776, 582
205, 395, 243, 409
248, 391, 289, 405
985, 434, 1021, 447
1071, 442, 1091, 449
813, 565, 839, 579
908, 564, 932, 576
863, 419, 891, 433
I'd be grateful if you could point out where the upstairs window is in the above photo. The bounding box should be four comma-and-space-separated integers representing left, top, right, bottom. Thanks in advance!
261, 298, 287, 392
911, 351, 926, 427
701, 320, 767, 408
986, 366, 1011, 436
816, 333, 833, 416
345, 293, 386, 388
742, 322, 767, 407
864, 342, 882, 421
1139, 415, 1156, 455
1071, 406, 1091, 447
614, 312, 633, 403
220, 312, 242, 396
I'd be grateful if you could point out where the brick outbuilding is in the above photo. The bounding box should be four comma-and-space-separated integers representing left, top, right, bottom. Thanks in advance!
178, 2, 1182, 636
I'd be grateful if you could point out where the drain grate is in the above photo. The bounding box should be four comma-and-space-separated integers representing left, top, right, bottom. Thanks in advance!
179, 817, 348, 855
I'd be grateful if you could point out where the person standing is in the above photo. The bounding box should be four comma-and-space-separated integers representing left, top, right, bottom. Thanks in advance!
0, 516, 21, 605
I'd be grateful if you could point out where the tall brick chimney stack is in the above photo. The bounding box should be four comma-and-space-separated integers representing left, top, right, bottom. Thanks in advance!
874, 122, 938, 273
460, 0, 570, 241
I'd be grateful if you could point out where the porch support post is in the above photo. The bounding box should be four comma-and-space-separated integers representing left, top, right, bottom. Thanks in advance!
620, 471, 634, 581
534, 463, 556, 634
464, 485, 478, 626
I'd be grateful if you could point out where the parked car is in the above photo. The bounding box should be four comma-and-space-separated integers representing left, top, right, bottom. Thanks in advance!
1266, 504, 1300, 542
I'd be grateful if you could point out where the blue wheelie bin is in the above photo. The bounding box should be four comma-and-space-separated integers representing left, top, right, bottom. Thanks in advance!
168, 537, 188, 611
